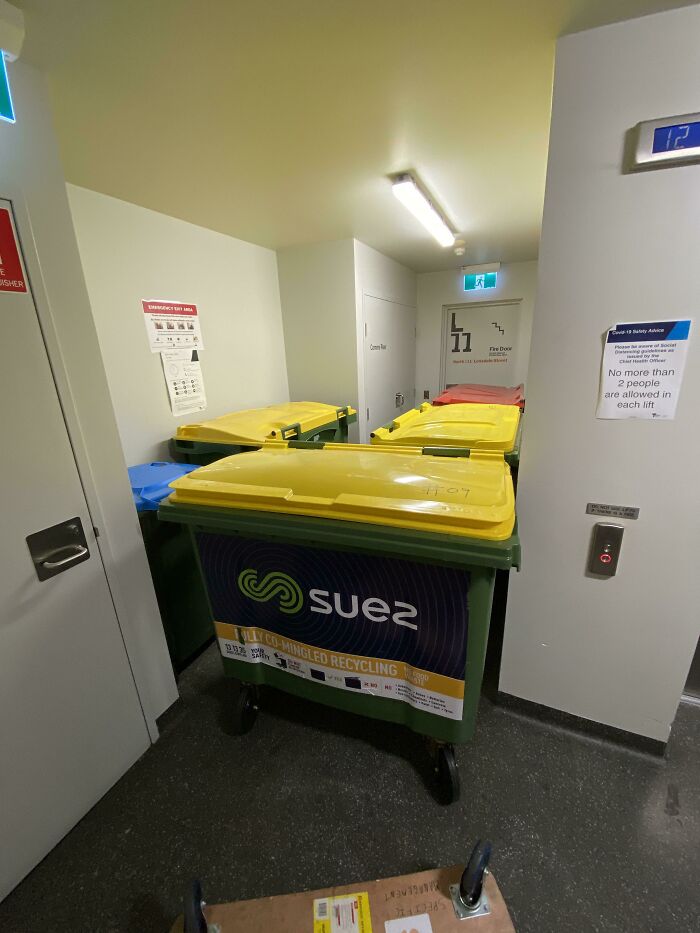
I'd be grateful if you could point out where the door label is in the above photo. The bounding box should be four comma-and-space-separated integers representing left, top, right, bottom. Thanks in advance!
0, 208, 27, 292
586, 503, 640, 520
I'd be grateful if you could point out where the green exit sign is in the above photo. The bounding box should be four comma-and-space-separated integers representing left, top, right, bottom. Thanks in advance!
0, 53, 15, 124
465, 272, 497, 291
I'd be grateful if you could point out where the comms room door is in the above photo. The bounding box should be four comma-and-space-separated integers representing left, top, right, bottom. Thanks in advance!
363, 294, 416, 440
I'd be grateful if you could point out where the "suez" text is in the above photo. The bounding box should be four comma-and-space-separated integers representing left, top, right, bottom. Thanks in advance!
309, 590, 418, 630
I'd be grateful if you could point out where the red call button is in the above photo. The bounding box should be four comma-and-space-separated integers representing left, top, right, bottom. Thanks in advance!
599, 553, 612, 564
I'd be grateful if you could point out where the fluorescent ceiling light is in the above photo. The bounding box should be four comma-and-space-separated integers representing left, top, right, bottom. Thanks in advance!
391, 174, 455, 247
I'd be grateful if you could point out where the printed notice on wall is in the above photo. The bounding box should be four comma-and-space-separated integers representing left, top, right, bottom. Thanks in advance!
161, 349, 206, 416
596, 320, 692, 420
142, 299, 204, 352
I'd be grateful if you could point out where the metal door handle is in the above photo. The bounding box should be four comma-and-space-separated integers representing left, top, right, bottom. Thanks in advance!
41, 544, 88, 570
27, 517, 91, 581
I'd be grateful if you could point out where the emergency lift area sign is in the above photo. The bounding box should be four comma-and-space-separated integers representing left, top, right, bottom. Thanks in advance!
597, 320, 692, 420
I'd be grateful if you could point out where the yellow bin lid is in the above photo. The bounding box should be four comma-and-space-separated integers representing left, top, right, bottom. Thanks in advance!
370, 402, 520, 452
174, 401, 356, 445
167, 443, 515, 541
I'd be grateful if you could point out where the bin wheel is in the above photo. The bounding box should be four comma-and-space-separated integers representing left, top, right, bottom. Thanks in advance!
184, 879, 207, 933
459, 839, 492, 909
435, 743, 460, 804
231, 684, 258, 735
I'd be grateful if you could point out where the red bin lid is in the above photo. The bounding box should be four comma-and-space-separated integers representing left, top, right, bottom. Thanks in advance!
433, 383, 525, 409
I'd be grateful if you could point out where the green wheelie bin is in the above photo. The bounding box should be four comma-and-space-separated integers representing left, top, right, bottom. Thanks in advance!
129, 462, 214, 672
371, 402, 523, 697
370, 401, 522, 472
170, 401, 357, 465
159, 441, 519, 802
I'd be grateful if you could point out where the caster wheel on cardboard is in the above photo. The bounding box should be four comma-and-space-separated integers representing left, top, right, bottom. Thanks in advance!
459, 839, 492, 908
184, 879, 207, 933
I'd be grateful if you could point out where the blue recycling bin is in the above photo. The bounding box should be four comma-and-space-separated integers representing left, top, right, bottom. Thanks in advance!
129, 462, 213, 671
128, 461, 198, 511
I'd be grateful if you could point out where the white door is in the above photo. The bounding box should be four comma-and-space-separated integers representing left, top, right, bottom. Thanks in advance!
363, 294, 416, 438
440, 300, 522, 389
0, 200, 150, 900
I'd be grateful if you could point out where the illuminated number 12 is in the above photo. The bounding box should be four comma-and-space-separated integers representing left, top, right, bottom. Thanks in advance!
669, 125, 690, 150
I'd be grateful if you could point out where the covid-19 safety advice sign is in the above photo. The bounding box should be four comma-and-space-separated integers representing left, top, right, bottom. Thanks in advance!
597, 319, 692, 420
197, 534, 470, 721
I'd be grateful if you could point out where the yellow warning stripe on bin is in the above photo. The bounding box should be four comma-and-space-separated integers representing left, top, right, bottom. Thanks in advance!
215, 622, 466, 700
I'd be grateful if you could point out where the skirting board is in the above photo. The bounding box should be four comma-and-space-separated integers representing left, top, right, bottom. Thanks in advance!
495, 691, 667, 757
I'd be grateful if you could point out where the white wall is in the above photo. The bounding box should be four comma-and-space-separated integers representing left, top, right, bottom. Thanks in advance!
277, 239, 358, 419
500, 7, 700, 743
354, 240, 417, 307
2, 63, 176, 733
415, 261, 537, 401
278, 238, 416, 442
67, 186, 289, 466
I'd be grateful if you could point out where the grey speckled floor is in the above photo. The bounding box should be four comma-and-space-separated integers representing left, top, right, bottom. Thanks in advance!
1, 645, 698, 933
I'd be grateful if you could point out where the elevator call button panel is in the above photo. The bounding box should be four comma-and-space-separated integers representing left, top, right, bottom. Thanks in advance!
588, 523, 624, 577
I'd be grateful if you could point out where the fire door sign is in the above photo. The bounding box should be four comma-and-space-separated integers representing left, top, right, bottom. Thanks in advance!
441, 302, 521, 388
0, 208, 27, 293
197, 533, 470, 721
142, 299, 204, 352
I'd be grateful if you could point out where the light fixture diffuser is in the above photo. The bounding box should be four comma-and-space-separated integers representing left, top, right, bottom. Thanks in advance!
391, 174, 455, 247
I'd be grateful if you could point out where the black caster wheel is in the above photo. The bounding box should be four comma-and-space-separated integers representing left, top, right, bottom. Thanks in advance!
459, 839, 492, 909
183, 879, 207, 933
231, 684, 258, 735
435, 743, 460, 804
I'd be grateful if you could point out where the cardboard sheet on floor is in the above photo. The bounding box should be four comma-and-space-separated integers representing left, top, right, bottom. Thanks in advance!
170, 865, 515, 932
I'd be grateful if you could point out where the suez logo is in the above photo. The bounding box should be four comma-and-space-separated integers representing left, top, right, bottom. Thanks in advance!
237, 569, 418, 631
308, 589, 418, 630
237, 569, 303, 615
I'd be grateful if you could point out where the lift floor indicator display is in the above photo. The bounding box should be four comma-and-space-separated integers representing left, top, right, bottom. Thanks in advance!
633, 111, 700, 168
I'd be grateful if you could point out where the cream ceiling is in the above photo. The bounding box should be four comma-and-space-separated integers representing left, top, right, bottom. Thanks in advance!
15, 0, 696, 271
